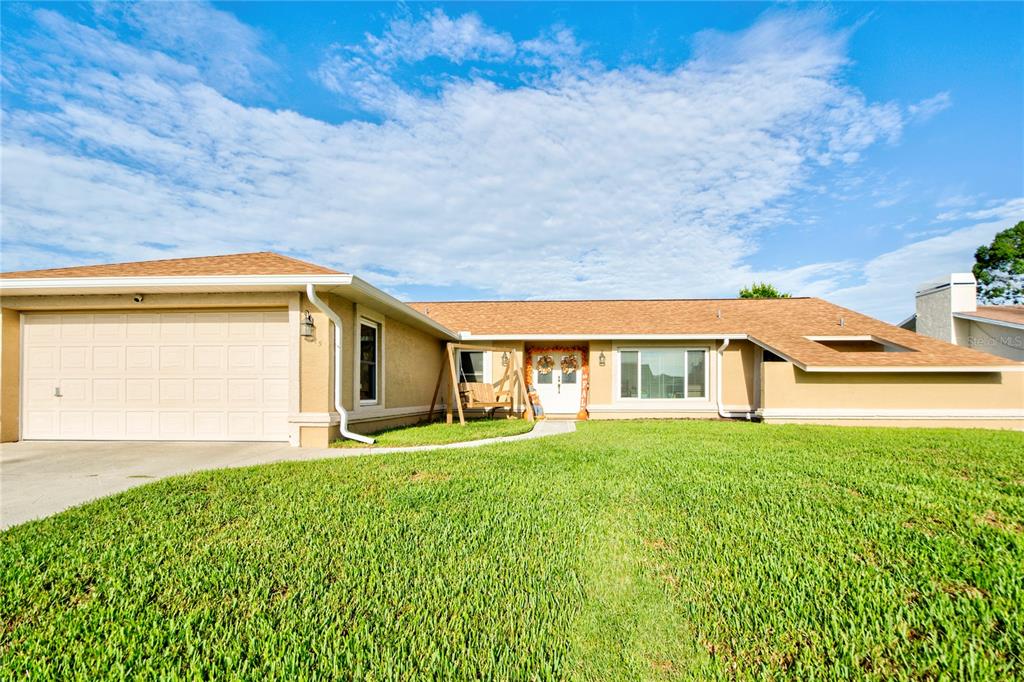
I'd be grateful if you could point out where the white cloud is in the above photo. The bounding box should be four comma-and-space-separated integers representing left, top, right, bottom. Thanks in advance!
4, 8, 908, 307
907, 90, 952, 122
317, 9, 516, 110
935, 197, 1024, 223
823, 216, 1015, 321
98, 2, 276, 98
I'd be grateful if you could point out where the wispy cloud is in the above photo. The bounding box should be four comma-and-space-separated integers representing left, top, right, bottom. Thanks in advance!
4, 6, 914, 306
907, 90, 952, 122
935, 197, 1024, 222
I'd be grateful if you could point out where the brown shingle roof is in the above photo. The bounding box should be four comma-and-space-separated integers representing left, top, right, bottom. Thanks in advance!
0, 252, 343, 278
408, 298, 1019, 369
965, 305, 1024, 326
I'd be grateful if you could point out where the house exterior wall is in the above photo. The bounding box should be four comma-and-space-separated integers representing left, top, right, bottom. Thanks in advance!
0, 308, 20, 441
964, 319, 1024, 362
760, 361, 1024, 428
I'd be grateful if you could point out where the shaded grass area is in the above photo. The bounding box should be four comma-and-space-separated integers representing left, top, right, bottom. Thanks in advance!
330, 417, 535, 447
2, 421, 1023, 679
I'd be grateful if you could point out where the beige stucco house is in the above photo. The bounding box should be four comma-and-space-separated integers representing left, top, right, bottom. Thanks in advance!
1, 252, 1021, 447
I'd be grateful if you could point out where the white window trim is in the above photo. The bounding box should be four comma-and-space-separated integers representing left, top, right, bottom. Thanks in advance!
613, 345, 711, 402
457, 349, 492, 384
355, 306, 385, 408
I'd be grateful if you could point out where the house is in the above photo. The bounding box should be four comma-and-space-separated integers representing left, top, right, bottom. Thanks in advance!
899, 273, 1024, 362
1, 252, 1021, 447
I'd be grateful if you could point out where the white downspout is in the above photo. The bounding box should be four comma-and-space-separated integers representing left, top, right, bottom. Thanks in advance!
306, 284, 375, 445
717, 338, 754, 421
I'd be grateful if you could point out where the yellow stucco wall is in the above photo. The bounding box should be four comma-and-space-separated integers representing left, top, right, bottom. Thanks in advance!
588, 341, 613, 404
384, 316, 444, 408
0, 309, 20, 441
762, 362, 1024, 410
721, 340, 756, 407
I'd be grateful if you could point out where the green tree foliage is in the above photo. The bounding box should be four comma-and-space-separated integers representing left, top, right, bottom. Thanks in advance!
739, 282, 791, 299
973, 221, 1024, 304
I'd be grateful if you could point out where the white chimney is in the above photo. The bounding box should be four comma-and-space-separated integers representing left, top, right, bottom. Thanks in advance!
914, 273, 976, 344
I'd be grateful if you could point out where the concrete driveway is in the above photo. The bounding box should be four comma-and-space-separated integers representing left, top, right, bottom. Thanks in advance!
0, 440, 343, 530
0, 422, 575, 530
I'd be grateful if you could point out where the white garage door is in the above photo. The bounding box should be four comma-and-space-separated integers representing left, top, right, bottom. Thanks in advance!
22, 311, 290, 441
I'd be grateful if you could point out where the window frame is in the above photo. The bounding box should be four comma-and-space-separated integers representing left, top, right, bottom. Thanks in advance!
457, 349, 492, 384
358, 318, 381, 406
614, 346, 710, 402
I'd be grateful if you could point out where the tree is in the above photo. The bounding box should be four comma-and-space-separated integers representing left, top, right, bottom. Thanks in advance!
739, 282, 791, 299
973, 221, 1024, 304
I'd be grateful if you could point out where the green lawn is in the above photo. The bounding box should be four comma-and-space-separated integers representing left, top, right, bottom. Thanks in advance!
2, 421, 1023, 679
331, 417, 535, 447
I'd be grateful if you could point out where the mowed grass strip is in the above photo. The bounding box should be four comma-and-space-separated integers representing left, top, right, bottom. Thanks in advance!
2, 421, 1022, 679
330, 417, 535, 448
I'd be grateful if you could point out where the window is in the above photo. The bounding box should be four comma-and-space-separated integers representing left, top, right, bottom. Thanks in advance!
458, 350, 486, 383
619, 348, 706, 400
359, 321, 379, 403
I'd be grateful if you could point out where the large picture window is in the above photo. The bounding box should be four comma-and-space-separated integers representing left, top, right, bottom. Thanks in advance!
619, 348, 706, 399
359, 321, 379, 403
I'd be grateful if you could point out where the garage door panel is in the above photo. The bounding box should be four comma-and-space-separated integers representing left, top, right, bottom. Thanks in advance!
194, 379, 225, 403
60, 379, 90, 403
194, 345, 226, 371
93, 411, 125, 438
228, 346, 259, 372
60, 411, 91, 437
60, 315, 93, 341
126, 411, 156, 437
23, 311, 289, 441
60, 346, 89, 371
93, 346, 124, 372
24, 314, 60, 342
92, 379, 123, 405
263, 378, 289, 405
194, 411, 226, 438
228, 412, 259, 438
159, 346, 191, 372
126, 346, 156, 371
159, 411, 192, 438
93, 314, 126, 340
227, 378, 259, 404
126, 315, 160, 340
126, 379, 156, 404
159, 378, 192, 404
229, 313, 262, 339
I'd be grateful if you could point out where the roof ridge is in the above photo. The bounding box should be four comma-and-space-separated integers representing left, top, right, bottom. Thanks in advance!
409, 297, 814, 304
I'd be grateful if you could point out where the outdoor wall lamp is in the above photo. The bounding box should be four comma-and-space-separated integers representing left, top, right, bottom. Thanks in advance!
598, 352, 606, 367
501, 351, 509, 367
299, 310, 315, 337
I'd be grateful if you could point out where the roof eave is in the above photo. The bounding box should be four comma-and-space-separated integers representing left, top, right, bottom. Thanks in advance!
953, 312, 1024, 331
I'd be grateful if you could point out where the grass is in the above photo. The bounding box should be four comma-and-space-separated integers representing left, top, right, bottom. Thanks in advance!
2, 420, 1023, 679
330, 417, 535, 447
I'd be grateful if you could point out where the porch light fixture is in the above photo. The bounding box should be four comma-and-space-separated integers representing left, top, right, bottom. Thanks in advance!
598, 352, 606, 367
299, 310, 315, 337
501, 351, 509, 367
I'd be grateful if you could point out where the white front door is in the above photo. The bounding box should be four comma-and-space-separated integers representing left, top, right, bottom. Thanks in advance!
532, 352, 581, 415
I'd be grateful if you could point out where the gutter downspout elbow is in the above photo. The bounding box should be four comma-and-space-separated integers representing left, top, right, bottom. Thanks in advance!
306, 284, 374, 445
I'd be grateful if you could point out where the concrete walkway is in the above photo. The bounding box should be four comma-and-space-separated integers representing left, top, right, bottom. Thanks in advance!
0, 420, 575, 530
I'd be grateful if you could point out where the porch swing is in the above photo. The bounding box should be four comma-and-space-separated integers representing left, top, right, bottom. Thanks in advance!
428, 342, 535, 425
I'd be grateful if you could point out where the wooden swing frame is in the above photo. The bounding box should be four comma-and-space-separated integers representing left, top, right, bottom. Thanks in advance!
428, 342, 535, 426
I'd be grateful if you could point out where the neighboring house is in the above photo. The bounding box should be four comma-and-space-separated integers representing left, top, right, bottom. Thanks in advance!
900, 273, 1024, 362
1, 252, 1022, 448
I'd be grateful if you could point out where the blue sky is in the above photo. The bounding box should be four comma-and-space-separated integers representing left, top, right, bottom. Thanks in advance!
1, 2, 1021, 321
